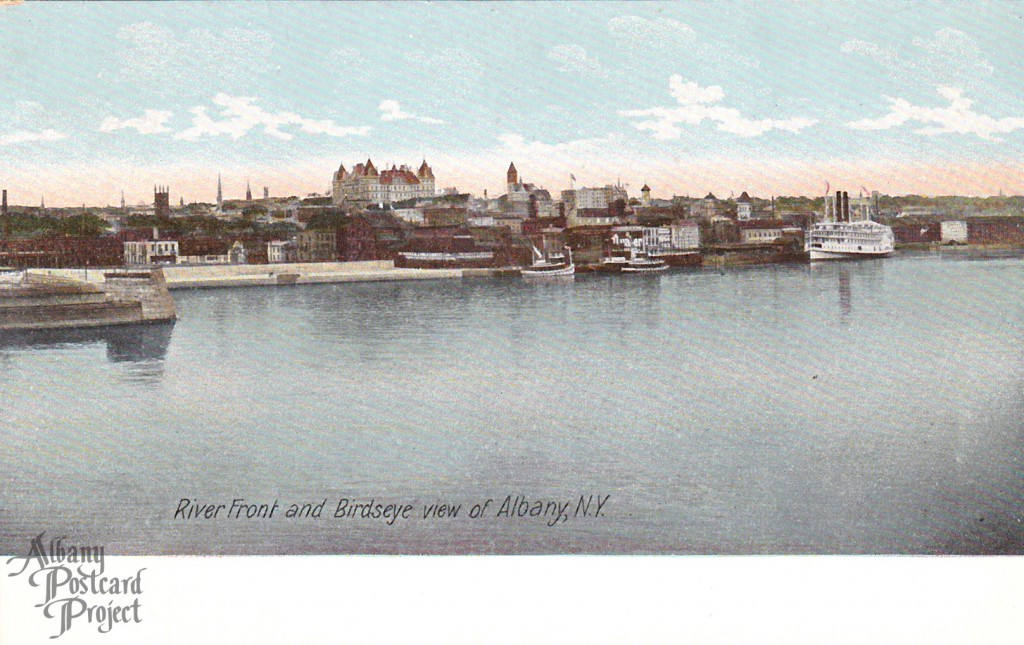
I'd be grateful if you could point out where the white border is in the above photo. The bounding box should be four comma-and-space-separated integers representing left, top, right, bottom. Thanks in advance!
3, 556, 1023, 644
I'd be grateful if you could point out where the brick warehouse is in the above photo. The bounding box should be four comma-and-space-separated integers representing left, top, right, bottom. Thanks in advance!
0, 236, 123, 268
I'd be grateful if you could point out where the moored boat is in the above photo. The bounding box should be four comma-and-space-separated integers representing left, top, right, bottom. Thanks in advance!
620, 247, 668, 273
807, 190, 894, 261
522, 245, 575, 278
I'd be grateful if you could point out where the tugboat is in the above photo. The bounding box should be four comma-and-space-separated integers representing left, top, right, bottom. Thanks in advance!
522, 245, 575, 278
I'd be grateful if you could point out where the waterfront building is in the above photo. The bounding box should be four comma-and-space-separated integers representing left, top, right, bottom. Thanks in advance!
178, 238, 248, 265
396, 227, 495, 269
642, 226, 672, 252
228, 240, 247, 264
332, 159, 436, 206
267, 240, 296, 263
1, 237, 123, 268
124, 231, 179, 266
640, 184, 651, 207
669, 221, 701, 250
610, 226, 645, 252
295, 231, 338, 263
342, 212, 408, 261
709, 217, 740, 244
967, 216, 1024, 245
610, 223, 698, 254
738, 219, 789, 244
891, 221, 941, 245
940, 220, 968, 244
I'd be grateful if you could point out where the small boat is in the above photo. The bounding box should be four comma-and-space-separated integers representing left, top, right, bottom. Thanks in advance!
522, 245, 575, 278
621, 246, 668, 273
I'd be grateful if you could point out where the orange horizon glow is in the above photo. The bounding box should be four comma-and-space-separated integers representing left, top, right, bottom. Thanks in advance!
2, 158, 1021, 209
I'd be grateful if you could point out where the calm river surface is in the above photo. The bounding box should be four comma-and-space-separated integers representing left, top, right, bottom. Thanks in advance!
2, 249, 1022, 554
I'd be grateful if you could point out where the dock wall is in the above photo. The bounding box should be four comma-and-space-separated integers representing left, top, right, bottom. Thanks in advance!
0, 270, 175, 331
103, 270, 177, 322
159, 261, 463, 289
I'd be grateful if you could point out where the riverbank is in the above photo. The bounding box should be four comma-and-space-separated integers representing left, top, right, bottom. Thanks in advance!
22, 261, 473, 290
161, 261, 466, 290
896, 242, 1024, 251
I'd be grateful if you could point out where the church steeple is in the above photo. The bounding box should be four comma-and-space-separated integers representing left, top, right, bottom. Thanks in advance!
217, 173, 223, 208
507, 162, 518, 186
245, 180, 252, 202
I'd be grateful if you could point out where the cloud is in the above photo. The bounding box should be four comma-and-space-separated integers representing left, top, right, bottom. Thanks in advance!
116, 22, 274, 91
331, 47, 369, 66
100, 110, 174, 135
378, 100, 444, 125
495, 133, 615, 157
620, 75, 817, 139
842, 28, 994, 92
547, 45, 606, 77
0, 129, 66, 145
608, 16, 696, 46
847, 87, 1024, 141
608, 15, 759, 70
669, 80, 725, 105
175, 94, 371, 141
405, 48, 483, 84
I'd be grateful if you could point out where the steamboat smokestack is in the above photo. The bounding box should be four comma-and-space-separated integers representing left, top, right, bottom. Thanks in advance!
842, 191, 850, 222
2, 189, 9, 238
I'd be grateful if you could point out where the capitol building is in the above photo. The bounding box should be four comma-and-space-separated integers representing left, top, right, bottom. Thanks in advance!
332, 159, 436, 205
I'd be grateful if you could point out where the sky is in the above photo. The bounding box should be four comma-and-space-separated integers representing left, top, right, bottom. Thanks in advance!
1, 1, 1023, 206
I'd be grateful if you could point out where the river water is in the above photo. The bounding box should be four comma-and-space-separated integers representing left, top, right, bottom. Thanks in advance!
1, 249, 1022, 554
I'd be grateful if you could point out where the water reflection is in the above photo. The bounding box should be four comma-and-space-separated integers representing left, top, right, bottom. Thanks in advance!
808, 259, 888, 319
933, 247, 1024, 263
838, 268, 852, 316
0, 321, 175, 364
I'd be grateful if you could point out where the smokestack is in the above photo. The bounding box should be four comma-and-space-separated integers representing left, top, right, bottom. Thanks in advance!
2, 189, 8, 238
842, 191, 850, 222
835, 191, 841, 222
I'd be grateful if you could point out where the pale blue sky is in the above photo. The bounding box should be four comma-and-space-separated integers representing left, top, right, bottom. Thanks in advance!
1, 1, 1022, 205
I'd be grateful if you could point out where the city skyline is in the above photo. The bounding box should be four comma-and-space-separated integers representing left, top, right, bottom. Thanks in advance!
2, 2, 1023, 206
